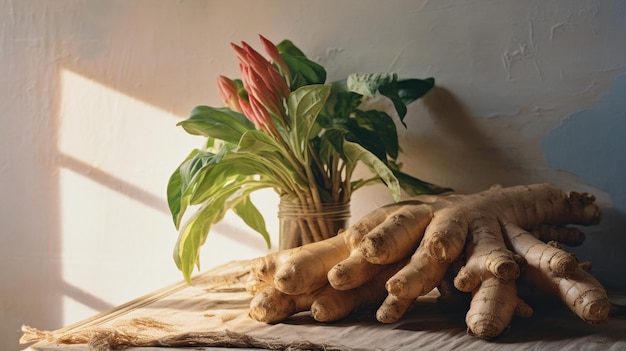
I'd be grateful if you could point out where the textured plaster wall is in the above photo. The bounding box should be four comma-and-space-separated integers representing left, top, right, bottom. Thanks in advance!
1, 1, 624, 349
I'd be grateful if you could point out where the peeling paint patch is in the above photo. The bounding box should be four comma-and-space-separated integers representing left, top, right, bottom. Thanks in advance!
541, 73, 626, 211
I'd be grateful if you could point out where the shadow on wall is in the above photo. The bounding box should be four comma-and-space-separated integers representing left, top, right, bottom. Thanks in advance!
401, 86, 535, 193
401, 86, 626, 289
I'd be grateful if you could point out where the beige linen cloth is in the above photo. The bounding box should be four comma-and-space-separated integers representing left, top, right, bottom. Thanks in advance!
21, 260, 626, 351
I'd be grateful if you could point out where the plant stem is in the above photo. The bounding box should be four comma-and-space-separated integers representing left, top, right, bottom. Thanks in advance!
308, 143, 333, 191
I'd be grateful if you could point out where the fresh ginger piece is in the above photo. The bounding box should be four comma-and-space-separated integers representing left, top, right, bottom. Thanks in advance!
452, 214, 529, 339
525, 263, 610, 323
358, 201, 433, 264
465, 275, 533, 339
519, 248, 611, 323
376, 294, 417, 324
312, 261, 405, 322
378, 207, 468, 307
555, 190, 602, 224
505, 223, 610, 323
248, 286, 314, 323
531, 224, 586, 247
327, 251, 386, 291
272, 234, 350, 295
377, 184, 601, 327
249, 261, 405, 323
250, 248, 296, 287
417, 206, 468, 262
247, 183, 605, 340
382, 184, 599, 297
384, 246, 450, 299
328, 201, 453, 292
479, 184, 601, 228
325, 205, 407, 291
376, 250, 449, 323
268, 204, 403, 295
454, 214, 520, 294
503, 222, 578, 276
261, 184, 599, 298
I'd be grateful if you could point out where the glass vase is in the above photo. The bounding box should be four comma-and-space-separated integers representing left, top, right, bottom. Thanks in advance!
277, 196, 351, 250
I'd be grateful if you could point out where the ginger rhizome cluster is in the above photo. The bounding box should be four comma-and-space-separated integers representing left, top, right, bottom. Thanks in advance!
245, 184, 611, 339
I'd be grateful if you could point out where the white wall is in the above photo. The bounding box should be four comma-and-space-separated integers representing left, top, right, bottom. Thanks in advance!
2, 1, 625, 349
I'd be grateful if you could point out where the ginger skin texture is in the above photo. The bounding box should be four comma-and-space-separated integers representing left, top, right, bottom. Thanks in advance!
247, 184, 609, 339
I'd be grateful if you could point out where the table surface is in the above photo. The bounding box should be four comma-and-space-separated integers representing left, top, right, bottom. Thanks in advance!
22, 260, 626, 351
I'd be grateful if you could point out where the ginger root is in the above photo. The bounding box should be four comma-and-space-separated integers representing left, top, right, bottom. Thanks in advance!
249, 260, 405, 323
246, 184, 609, 339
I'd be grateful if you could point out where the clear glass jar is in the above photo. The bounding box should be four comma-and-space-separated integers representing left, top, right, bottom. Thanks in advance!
277, 196, 350, 250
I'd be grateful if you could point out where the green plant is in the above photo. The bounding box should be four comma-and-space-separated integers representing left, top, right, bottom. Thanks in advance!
167, 35, 450, 282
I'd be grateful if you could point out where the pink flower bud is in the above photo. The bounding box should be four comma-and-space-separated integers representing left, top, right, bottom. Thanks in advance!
239, 98, 262, 130
259, 34, 291, 80
250, 95, 281, 138
230, 43, 249, 65
231, 39, 290, 130
241, 42, 289, 99
216, 76, 242, 113
249, 94, 271, 128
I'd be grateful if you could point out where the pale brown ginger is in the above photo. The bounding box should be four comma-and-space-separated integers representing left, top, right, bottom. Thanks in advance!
247, 184, 608, 339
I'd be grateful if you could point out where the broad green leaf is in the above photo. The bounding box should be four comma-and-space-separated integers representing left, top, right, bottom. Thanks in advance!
341, 140, 401, 201
238, 129, 286, 154
353, 110, 399, 159
276, 39, 306, 57
345, 121, 387, 161
346, 73, 397, 97
379, 78, 435, 125
323, 79, 349, 113
280, 53, 327, 88
167, 149, 225, 228
178, 106, 253, 144
175, 181, 270, 283
232, 195, 272, 249
237, 152, 305, 191
287, 84, 332, 158
311, 133, 337, 164
378, 78, 434, 123
396, 78, 435, 105
237, 131, 308, 190
321, 116, 389, 163
344, 75, 435, 126
238, 131, 297, 177
289, 74, 309, 92
190, 152, 290, 205
392, 169, 453, 196
332, 91, 362, 119
167, 151, 197, 228
318, 129, 346, 163
378, 80, 408, 122
174, 203, 218, 284
182, 132, 301, 199
188, 163, 235, 205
